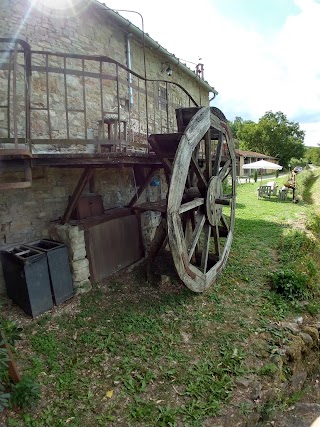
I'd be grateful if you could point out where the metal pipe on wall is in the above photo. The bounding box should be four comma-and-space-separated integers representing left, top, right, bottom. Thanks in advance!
126, 33, 133, 106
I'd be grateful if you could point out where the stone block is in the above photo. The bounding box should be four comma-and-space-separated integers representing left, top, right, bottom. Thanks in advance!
72, 258, 89, 271
73, 268, 90, 283
71, 246, 87, 261
74, 279, 92, 294
68, 226, 84, 241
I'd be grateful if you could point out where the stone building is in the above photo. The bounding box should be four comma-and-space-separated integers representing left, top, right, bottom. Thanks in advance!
0, 0, 218, 295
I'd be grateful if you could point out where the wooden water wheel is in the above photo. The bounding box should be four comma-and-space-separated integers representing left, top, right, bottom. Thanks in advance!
132, 106, 236, 292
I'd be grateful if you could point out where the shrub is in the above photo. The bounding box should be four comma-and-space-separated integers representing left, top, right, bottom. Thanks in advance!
306, 212, 320, 236
270, 269, 309, 300
254, 169, 258, 182
278, 230, 315, 264
0, 383, 10, 413
296, 170, 314, 200
10, 376, 40, 409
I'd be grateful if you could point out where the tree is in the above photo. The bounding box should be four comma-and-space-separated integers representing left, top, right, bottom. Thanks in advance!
228, 116, 255, 140
304, 147, 320, 165
228, 116, 243, 139
236, 111, 305, 168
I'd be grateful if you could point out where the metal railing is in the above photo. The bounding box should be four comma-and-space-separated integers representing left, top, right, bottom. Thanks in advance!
0, 38, 199, 155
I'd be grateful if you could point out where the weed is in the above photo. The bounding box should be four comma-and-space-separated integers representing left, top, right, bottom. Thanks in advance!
259, 292, 293, 320
238, 401, 254, 416
1, 320, 22, 346
259, 363, 278, 376
0, 383, 10, 413
278, 229, 315, 264
305, 301, 320, 316
129, 398, 157, 422
306, 212, 320, 235
259, 398, 280, 421
270, 269, 309, 300
181, 398, 220, 422
9, 376, 40, 409
156, 405, 177, 427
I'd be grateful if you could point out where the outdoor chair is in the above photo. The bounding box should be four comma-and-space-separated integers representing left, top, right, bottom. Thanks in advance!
266, 181, 278, 196
257, 185, 272, 199
278, 188, 288, 201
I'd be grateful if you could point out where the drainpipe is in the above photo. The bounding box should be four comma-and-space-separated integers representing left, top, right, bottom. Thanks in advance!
126, 33, 134, 106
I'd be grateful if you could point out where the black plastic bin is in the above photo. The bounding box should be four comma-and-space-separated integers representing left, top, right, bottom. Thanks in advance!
1, 246, 53, 317
25, 239, 73, 305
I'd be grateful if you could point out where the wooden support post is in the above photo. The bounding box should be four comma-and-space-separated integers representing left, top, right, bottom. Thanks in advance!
146, 216, 167, 281
89, 171, 96, 193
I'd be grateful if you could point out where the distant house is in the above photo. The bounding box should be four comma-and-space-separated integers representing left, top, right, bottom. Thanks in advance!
236, 149, 279, 176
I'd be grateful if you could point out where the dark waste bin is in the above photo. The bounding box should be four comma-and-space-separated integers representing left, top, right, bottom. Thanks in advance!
25, 239, 73, 305
1, 246, 53, 317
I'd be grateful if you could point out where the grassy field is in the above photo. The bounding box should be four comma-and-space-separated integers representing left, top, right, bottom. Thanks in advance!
1, 170, 320, 427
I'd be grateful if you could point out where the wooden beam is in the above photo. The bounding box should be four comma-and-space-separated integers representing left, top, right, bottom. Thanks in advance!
148, 135, 172, 175
127, 167, 159, 208
61, 167, 93, 224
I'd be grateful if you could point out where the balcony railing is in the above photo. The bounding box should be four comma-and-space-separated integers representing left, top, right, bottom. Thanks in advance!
0, 38, 199, 155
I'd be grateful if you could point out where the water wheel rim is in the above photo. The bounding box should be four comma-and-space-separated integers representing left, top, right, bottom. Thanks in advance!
167, 107, 236, 292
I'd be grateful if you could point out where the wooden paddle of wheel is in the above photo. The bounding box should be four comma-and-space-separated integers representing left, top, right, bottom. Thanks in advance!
138, 106, 236, 292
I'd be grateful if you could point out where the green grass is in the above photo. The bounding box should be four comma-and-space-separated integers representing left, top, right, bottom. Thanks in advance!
1, 170, 320, 427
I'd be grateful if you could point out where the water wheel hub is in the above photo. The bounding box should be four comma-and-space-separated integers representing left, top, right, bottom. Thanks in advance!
206, 176, 223, 226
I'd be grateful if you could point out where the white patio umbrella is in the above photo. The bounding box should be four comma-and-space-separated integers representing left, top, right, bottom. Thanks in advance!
242, 159, 282, 181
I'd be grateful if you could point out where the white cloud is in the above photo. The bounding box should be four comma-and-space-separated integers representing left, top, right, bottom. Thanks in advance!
106, 0, 320, 146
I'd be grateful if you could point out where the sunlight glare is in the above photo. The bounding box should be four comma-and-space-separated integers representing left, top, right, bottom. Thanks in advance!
30, 0, 88, 16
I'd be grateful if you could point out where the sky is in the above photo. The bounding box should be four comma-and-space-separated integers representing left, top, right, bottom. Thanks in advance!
102, 0, 320, 147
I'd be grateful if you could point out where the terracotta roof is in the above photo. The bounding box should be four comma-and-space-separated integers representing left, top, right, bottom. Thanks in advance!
235, 149, 276, 159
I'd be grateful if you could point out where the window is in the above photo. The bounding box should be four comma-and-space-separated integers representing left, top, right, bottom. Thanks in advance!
158, 86, 167, 111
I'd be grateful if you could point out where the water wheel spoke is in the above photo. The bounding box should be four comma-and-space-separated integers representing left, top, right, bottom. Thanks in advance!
200, 222, 211, 273
204, 130, 212, 181
188, 213, 206, 261
219, 159, 231, 181
211, 224, 221, 259
212, 131, 223, 176
221, 213, 230, 232
190, 155, 207, 191
183, 211, 194, 249
190, 145, 200, 186
179, 197, 204, 214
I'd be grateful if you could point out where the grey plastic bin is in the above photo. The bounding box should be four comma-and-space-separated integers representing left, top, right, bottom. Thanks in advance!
25, 239, 74, 305
1, 246, 53, 317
